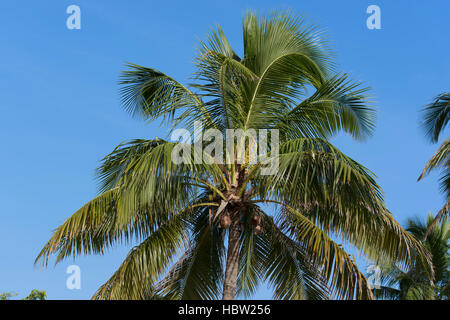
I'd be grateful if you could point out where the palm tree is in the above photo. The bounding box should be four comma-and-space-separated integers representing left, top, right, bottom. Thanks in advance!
374, 215, 449, 300
0, 292, 17, 300
36, 11, 428, 300
419, 92, 450, 232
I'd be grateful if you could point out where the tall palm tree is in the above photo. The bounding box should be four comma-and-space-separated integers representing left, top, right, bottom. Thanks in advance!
419, 92, 450, 233
36, 11, 428, 300
374, 215, 449, 300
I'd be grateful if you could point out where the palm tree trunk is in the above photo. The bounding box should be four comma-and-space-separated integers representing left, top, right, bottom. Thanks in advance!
222, 218, 241, 300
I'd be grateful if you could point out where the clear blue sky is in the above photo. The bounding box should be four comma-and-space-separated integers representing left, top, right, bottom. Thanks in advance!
0, 0, 448, 299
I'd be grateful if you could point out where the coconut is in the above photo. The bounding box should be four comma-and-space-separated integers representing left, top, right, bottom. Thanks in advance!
220, 215, 231, 229
251, 214, 261, 226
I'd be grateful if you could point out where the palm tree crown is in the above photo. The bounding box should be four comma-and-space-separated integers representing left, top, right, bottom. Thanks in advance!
36, 11, 428, 300
374, 215, 449, 300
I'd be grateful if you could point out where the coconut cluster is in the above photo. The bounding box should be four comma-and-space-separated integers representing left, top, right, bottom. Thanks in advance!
219, 212, 262, 235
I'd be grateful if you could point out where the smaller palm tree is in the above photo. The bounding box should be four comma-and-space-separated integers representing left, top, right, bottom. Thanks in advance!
419, 93, 450, 232
374, 215, 449, 300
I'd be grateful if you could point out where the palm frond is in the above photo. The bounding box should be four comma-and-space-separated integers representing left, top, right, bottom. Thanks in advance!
154, 210, 226, 299
421, 92, 450, 143
418, 138, 450, 182
92, 208, 191, 299
260, 211, 331, 300
235, 207, 265, 298
273, 202, 374, 299
36, 188, 126, 266
119, 63, 217, 131
372, 286, 401, 300
241, 11, 332, 130
276, 74, 375, 141
253, 138, 430, 272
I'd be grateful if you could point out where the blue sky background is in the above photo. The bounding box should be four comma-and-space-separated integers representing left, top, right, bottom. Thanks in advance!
0, 0, 449, 299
